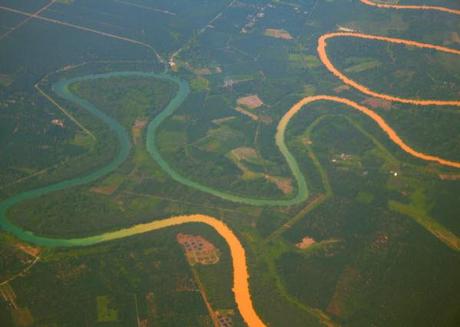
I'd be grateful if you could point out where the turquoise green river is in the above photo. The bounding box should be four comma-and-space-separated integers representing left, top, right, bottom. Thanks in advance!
0, 71, 309, 247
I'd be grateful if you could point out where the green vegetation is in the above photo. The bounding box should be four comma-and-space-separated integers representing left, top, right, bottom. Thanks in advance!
344, 58, 381, 74
190, 76, 210, 91
97, 296, 119, 322
389, 200, 460, 251
1, 0, 459, 326
356, 191, 374, 204
288, 54, 321, 69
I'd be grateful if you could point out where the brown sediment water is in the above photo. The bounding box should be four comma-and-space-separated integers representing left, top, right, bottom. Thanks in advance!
284, 1, 460, 169
96, 215, 266, 327
43, 2, 460, 325
360, 0, 460, 16
317, 32, 460, 106
279, 96, 460, 169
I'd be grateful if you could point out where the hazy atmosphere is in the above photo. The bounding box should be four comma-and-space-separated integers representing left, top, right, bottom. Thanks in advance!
0, 0, 459, 326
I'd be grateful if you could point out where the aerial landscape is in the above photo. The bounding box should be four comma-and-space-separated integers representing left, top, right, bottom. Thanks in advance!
0, 0, 459, 326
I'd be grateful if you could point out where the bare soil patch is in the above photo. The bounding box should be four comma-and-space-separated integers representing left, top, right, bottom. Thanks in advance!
452, 32, 460, 44
439, 173, 460, 180
231, 147, 258, 161
295, 236, 316, 249
362, 97, 392, 110
265, 175, 293, 194
334, 85, 350, 93
237, 95, 264, 109
132, 118, 148, 144
14, 243, 40, 257
264, 28, 293, 40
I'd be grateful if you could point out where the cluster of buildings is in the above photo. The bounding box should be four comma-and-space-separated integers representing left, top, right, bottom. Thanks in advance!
176, 233, 220, 265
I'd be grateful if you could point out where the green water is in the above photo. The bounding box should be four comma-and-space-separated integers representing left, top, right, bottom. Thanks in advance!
144, 77, 309, 206
0, 71, 310, 246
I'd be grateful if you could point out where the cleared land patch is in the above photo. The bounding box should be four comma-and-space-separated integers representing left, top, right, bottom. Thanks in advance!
177, 233, 220, 265
362, 97, 392, 110
131, 118, 148, 144
90, 174, 125, 195
264, 175, 293, 195
227, 147, 264, 180
264, 28, 293, 40
296, 236, 316, 250
227, 147, 293, 193
237, 95, 264, 109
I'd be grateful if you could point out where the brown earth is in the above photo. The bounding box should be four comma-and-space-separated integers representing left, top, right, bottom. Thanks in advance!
264, 28, 293, 40
237, 95, 264, 109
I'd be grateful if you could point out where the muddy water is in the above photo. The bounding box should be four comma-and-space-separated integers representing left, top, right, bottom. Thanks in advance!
318, 32, 460, 106
0, 71, 269, 326
360, 0, 460, 16
280, 96, 460, 169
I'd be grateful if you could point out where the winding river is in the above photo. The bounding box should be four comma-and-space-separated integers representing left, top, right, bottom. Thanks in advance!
0, 1, 459, 327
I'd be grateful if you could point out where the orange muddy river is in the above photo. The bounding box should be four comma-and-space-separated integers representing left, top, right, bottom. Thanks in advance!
93, 215, 266, 327
257, 1, 460, 325
105, 3, 460, 327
